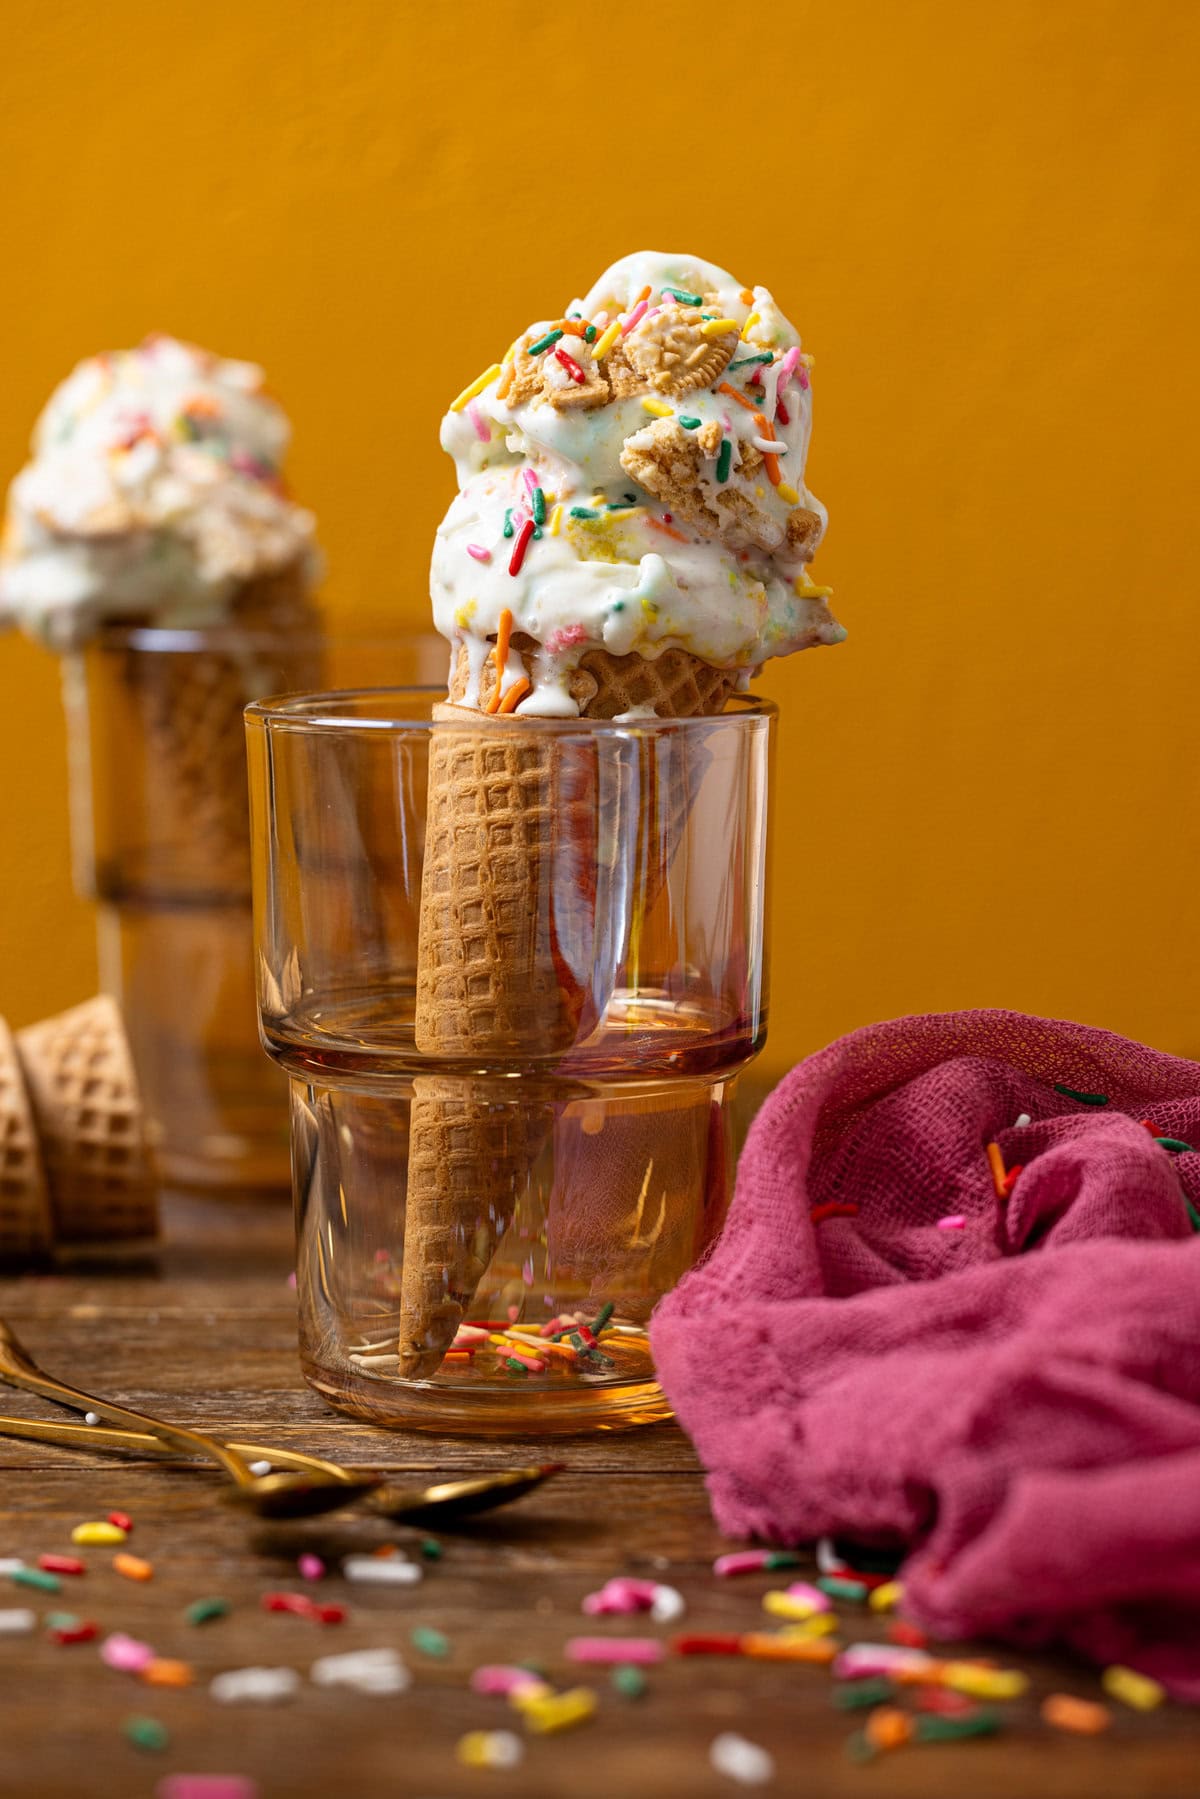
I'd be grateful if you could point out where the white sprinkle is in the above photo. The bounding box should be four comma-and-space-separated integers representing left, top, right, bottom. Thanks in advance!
710, 1732, 775, 1786
815, 1537, 848, 1576
84, 1413, 100, 1427
650, 1584, 686, 1623
342, 1555, 421, 1586
349, 1353, 401, 1368
1014, 1113, 1032, 1128
472, 1731, 524, 1769
0, 1560, 25, 1577
311, 1647, 410, 1694
751, 436, 788, 455
247, 1460, 272, 1477
210, 1665, 300, 1704
0, 1609, 35, 1635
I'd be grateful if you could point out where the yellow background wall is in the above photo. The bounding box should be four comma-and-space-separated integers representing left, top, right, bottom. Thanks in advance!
1, 0, 1198, 1073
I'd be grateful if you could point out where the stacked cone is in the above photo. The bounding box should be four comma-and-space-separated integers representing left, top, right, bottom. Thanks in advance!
396, 644, 736, 1377
0, 996, 156, 1255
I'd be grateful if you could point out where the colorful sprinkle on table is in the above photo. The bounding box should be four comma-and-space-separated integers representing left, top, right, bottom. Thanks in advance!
185, 1597, 231, 1626
1053, 1084, 1109, 1106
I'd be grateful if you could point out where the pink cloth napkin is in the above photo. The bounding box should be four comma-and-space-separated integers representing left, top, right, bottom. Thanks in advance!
650, 1010, 1200, 1697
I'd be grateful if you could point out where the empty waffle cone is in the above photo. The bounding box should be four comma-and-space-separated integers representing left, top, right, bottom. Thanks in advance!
115, 558, 322, 895
397, 645, 736, 1378
15, 995, 156, 1245
0, 1018, 53, 1257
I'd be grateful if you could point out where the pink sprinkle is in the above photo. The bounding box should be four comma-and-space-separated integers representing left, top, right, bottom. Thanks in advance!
466, 400, 490, 443
540, 1317, 565, 1337
507, 1303, 521, 1322
713, 1550, 772, 1577
522, 470, 539, 501
582, 1577, 659, 1616
777, 347, 801, 389
298, 1554, 325, 1582
834, 1643, 934, 1680
466, 543, 491, 563
544, 623, 587, 656
286, 1271, 297, 1290
798, 369, 810, 390
621, 299, 649, 335
504, 1347, 546, 1372
567, 1637, 665, 1665
372, 1248, 390, 1264
937, 1214, 966, 1230
101, 1631, 155, 1672
522, 1256, 534, 1286
785, 1582, 832, 1613
156, 1780, 260, 1799
643, 306, 662, 322
471, 1664, 546, 1696
453, 1324, 491, 1345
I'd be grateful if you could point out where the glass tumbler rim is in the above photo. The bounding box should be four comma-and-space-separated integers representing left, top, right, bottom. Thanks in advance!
245, 685, 779, 738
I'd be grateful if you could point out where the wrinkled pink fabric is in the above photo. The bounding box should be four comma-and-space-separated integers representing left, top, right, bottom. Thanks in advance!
650, 1010, 1200, 1697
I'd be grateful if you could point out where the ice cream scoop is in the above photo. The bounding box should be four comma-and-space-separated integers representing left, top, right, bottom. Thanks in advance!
431, 249, 842, 719
0, 334, 319, 647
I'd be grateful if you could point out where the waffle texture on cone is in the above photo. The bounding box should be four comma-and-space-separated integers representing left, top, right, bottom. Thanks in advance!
15, 996, 156, 1244
0, 1018, 53, 1257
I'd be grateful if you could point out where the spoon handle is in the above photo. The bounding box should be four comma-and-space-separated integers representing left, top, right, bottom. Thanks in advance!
0, 1411, 355, 1480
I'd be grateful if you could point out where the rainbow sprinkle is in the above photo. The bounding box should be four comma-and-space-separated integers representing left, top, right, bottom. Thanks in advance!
716, 438, 732, 484
526, 329, 564, 356
450, 364, 502, 412
591, 321, 621, 361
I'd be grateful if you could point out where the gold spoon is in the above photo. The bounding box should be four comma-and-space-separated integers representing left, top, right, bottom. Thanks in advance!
0, 1411, 563, 1523
0, 1319, 381, 1521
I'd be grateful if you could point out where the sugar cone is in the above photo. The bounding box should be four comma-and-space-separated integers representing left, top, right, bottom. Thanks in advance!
0, 1018, 53, 1257
397, 644, 736, 1377
15, 995, 156, 1244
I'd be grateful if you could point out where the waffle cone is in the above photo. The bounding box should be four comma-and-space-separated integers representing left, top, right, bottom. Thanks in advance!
0, 1018, 53, 1257
397, 644, 734, 1377
15, 996, 156, 1244
118, 559, 321, 894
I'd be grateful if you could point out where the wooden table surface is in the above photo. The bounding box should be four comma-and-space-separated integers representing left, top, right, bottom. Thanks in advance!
0, 1194, 1195, 1799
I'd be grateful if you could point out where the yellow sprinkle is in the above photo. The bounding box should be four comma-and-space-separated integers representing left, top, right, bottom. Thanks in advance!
449, 363, 502, 412
591, 322, 621, 361
776, 1614, 838, 1639
868, 1580, 904, 1613
502, 340, 520, 365
940, 1662, 1029, 1700
641, 398, 673, 417
755, 485, 765, 498
522, 1687, 597, 1735
701, 318, 740, 337
548, 504, 563, 537
456, 1731, 520, 1768
799, 352, 815, 368
507, 1681, 554, 1710
794, 573, 834, 600
777, 482, 800, 505
71, 1521, 127, 1546
763, 1590, 824, 1621
741, 312, 761, 340
1101, 1665, 1165, 1711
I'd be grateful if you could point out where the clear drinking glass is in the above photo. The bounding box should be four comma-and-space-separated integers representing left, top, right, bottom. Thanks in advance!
63, 626, 444, 1195
246, 687, 774, 1434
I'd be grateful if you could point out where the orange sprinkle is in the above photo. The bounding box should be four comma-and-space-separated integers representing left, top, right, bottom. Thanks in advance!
986, 1141, 1008, 1199
636, 283, 652, 304
646, 516, 688, 543
739, 287, 755, 305
141, 1659, 193, 1688
740, 1633, 836, 1664
497, 677, 531, 715
865, 1707, 915, 1751
113, 1552, 153, 1582
717, 381, 758, 414
1041, 1694, 1111, 1735
485, 608, 514, 714
560, 320, 588, 336
752, 412, 783, 486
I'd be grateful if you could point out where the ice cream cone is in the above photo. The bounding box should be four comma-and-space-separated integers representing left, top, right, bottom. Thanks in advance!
0, 1018, 53, 1257
15, 995, 155, 1245
397, 645, 735, 1377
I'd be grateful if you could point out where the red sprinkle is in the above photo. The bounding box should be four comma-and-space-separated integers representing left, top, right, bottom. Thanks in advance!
1139, 1120, 1161, 1136
50, 1621, 98, 1645
777, 400, 791, 425
262, 1592, 316, 1617
672, 1634, 745, 1656
1001, 1164, 1024, 1196
913, 1685, 978, 1716
888, 1620, 929, 1648
314, 1604, 346, 1625
810, 1201, 860, 1225
37, 1555, 85, 1576
509, 517, 535, 576
553, 346, 587, 384
107, 1511, 133, 1532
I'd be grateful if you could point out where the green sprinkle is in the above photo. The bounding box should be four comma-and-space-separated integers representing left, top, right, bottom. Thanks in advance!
700, 312, 716, 321
612, 1663, 648, 1698
527, 329, 564, 356
411, 1625, 451, 1658
1155, 1137, 1193, 1153
420, 1537, 442, 1560
1187, 1203, 1200, 1233
832, 1678, 896, 1711
763, 1551, 804, 1572
12, 1567, 60, 1593
678, 415, 702, 429
716, 438, 732, 483
124, 1716, 169, 1753
569, 506, 599, 519
584, 324, 598, 342
1053, 1083, 1109, 1106
590, 1301, 615, 1334
503, 507, 514, 539
532, 525, 543, 539
184, 1596, 231, 1626
915, 1708, 1002, 1742
518, 1660, 548, 1677
504, 1358, 529, 1376
661, 286, 703, 307
729, 353, 773, 368
606, 502, 635, 512
532, 487, 546, 526
817, 1574, 870, 1602
612, 601, 625, 612
567, 311, 582, 319
45, 1612, 80, 1632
